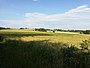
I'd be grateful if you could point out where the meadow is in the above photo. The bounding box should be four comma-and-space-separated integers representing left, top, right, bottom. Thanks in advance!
1, 29, 90, 68
0, 29, 90, 47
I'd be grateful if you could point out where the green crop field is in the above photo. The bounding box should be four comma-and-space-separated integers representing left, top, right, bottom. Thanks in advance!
0, 29, 90, 47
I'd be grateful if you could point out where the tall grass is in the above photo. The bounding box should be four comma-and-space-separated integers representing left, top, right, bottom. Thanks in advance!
0, 39, 90, 68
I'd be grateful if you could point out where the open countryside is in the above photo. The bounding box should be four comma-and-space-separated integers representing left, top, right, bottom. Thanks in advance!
0, 29, 90, 46
1, 0, 90, 68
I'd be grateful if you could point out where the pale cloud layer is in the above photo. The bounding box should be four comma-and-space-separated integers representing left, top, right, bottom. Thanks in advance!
0, 5, 90, 29
25, 5, 90, 22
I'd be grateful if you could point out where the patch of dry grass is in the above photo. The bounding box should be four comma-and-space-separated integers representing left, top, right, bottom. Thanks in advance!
1, 29, 90, 47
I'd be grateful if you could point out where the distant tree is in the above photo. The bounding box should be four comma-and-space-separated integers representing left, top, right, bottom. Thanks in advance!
54, 29, 62, 31
82, 30, 90, 34
0, 27, 5, 30
35, 28, 47, 32
53, 30, 55, 33
0, 27, 11, 30
20, 28, 24, 29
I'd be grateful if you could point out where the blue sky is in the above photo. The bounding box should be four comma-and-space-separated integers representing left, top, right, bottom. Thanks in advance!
0, 0, 90, 29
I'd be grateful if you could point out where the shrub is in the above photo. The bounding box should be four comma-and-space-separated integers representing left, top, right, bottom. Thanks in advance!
80, 39, 90, 50
1, 40, 90, 68
0, 36, 4, 42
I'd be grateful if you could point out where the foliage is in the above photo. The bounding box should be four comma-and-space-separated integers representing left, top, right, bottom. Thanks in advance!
82, 30, 90, 34
0, 35, 4, 42
0, 39, 90, 68
80, 39, 90, 50
35, 28, 47, 32
0, 27, 10, 30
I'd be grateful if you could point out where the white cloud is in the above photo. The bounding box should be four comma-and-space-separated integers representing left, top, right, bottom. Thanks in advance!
24, 5, 90, 29
65, 5, 90, 15
25, 5, 90, 22
0, 5, 90, 29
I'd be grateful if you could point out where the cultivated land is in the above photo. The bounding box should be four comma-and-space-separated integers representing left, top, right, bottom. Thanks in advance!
0, 29, 90, 47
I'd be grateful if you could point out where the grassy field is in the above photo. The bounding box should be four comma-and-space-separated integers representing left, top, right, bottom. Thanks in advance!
1, 29, 90, 68
0, 29, 90, 47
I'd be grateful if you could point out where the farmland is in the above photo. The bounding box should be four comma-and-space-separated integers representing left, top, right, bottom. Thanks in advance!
0, 29, 90, 47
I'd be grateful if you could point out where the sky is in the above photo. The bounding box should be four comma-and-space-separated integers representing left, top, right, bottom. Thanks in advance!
0, 0, 90, 29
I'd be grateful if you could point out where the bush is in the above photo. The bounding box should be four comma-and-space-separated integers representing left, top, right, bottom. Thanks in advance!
80, 39, 90, 50
1, 40, 90, 68
0, 36, 4, 42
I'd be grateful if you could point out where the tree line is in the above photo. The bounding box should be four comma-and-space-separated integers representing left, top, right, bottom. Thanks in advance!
1, 27, 90, 34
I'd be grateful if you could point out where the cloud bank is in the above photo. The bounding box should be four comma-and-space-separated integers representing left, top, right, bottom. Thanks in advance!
0, 5, 90, 29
